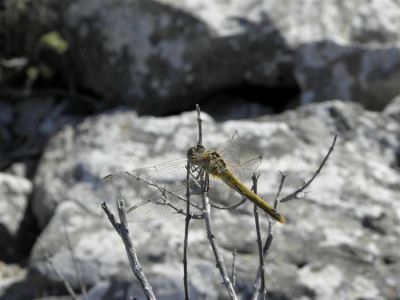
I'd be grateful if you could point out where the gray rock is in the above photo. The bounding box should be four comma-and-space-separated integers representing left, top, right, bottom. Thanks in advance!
0, 102, 13, 126
0, 102, 14, 150
23, 101, 400, 299
296, 41, 400, 110
13, 98, 55, 138
0, 172, 32, 262
384, 94, 400, 120
5, 162, 28, 178
25, 0, 294, 115
23, 0, 400, 114
0, 172, 32, 236
0, 261, 27, 298
279, 0, 400, 45
167, 0, 400, 46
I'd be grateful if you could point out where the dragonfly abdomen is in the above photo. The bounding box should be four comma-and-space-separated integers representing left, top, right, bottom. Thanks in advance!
220, 171, 286, 224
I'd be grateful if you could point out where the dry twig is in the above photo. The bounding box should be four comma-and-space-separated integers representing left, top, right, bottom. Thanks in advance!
280, 135, 337, 203
62, 220, 87, 298
231, 249, 238, 288
124, 172, 203, 219
195, 105, 237, 299
41, 245, 80, 300
252, 173, 266, 300
183, 161, 192, 300
252, 135, 336, 299
196, 104, 203, 145
102, 200, 156, 300
201, 173, 238, 300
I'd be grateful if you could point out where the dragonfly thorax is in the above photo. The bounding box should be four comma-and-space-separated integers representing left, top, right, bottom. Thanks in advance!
187, 145, 228, 176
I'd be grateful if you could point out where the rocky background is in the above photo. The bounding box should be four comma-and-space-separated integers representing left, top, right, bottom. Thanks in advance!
0, 0, 399, 299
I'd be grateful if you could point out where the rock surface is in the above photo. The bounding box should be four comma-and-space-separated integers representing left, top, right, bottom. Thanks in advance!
0, 172, 32, 261
12, 100, 398, 299
26, 0, 295, 115
296, 41, 400, 110
23, 0, 400, 113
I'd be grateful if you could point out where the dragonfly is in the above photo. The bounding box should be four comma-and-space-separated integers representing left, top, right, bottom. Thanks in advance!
187, 144, 285, 223
103, 131, 286, 224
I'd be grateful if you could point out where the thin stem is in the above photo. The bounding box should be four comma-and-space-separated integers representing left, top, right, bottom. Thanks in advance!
196, 104, 203, 146
201, 173, 238, 300
252, 171, 287, 300
62, 220, 87, 298
41, 246, 79, 300
281, 135, 337, 203
125, 172, 203, 219
252, 174, 266, 300
183, 161, 192, 300
231, 249, 237, 288
102, 201, 156, 300
273, 172, 287, 209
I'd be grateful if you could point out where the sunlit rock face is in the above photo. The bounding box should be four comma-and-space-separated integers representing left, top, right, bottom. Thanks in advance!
19, 100, 399, 299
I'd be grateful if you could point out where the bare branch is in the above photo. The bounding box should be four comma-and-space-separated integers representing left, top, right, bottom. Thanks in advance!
251, 174, 266, 300
62, 220, 87, 298
102, 200, 156, 300
194, 104, 237, 298
41, 245, 79, 300
231, 249, 237, 288
201, 173, 238, 300
280, 134, 337, 203
183, 161, 193, 300
196, 104, 203, 146
125, 172, 203, 218
252, 169, 288, 300
273, 171, 287, 209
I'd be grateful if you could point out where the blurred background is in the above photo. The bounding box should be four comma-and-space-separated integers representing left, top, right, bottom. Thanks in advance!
0, 0, 399, 299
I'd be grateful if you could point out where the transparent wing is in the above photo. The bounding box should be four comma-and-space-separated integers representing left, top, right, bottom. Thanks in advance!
102, 130, 264, 222
217, 129, 240, 156
209, 130, 264, 208
102, 158, 204, 224
216, 129, 262, 180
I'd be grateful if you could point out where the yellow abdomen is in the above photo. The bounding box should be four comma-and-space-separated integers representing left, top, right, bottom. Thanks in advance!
220, 171, 286, 224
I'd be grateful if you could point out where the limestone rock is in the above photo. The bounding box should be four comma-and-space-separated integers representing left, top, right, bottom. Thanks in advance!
0, 172, 32, 261
24, 101, 400, 299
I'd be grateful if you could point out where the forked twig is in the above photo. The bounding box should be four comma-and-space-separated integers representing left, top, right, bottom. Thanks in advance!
195, 105, 237, 299
252, 136, 336, 299
280, 135, 337, 203
102, 200, 156, 300
252, 172, 286, 300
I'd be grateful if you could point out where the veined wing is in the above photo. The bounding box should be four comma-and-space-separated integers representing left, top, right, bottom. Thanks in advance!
102, 131, 263, 222
205, 130, 264, 208
217, 130, 262, 180
213, 132, 285, 222
102, 157, 203, 223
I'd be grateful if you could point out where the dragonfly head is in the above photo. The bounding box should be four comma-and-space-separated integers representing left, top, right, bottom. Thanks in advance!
187, 144, 206, 164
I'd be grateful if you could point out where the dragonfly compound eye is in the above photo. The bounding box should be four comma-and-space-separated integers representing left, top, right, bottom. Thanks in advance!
196, 145, 206, 153
187, 147, 197, 159
187, 145, 206, 163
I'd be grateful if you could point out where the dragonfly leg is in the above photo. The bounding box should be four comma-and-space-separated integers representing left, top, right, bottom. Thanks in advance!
189, 165, 202, 180
205, 173, 210, 192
